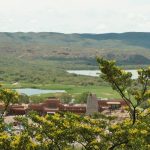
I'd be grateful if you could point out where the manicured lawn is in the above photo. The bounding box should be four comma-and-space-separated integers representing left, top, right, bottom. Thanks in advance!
2, 83, 121, 99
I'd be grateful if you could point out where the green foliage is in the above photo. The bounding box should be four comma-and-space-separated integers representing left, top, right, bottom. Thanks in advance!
1, 110, 149, 150
0, 57, 101, 85
0, 58, 150, 149
0, 32, 150, 84
18, 94, 29, 104
59, 93, 72, 104
14, 112, 109, 150
0, 85, 19, 117
75, 92, 90, 104
29, 95, 45, 103
97, 57, 150, 124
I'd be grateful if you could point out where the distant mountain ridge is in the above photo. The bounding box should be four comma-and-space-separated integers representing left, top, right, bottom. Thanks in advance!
0, 32, 150, 65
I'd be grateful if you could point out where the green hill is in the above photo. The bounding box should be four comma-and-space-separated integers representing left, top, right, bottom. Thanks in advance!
0, 32, 150, 83
1, 32, 150, 64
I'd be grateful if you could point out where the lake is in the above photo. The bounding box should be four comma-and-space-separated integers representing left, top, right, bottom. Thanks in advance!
14, 88, 66, 96
67, 70, 138, 79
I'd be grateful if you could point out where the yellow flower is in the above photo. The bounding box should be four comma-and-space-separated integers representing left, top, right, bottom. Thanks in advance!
129, 128, 138, 134
111, 124, 119, 130
35, 134, 42, 141
140, 130, 148, 135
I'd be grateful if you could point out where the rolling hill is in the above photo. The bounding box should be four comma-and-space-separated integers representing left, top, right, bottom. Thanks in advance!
1, 32, 150, 65
0, 32, 150, 83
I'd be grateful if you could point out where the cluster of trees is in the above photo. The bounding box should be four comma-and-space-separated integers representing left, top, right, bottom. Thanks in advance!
59, 92, 90, 104
0, 58, 150, 150
0, 111, 150, 150
0, 57, 101, 85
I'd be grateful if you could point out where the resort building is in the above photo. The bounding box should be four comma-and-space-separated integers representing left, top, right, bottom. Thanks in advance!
0, 94, 127, 116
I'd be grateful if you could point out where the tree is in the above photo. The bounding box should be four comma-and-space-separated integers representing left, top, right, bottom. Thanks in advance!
75, 92, 90, 104
59, 93, 72, 104
96, 57, 150, 149
18, 94, 29, 104
97, 57, 150, 125
0, 85, 19, 117
14, 112, 108, 150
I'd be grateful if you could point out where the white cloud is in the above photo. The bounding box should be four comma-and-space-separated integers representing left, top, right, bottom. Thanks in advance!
0, 0, 149, 33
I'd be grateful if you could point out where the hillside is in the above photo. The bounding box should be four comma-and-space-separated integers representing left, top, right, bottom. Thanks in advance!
0, 32, 150, 83
1, 32, 150, 65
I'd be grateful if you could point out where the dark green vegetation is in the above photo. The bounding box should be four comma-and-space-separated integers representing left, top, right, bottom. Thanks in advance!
0, 32, 150, 84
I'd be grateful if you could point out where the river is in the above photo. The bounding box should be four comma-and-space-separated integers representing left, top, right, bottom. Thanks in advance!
67, 70, 138, 79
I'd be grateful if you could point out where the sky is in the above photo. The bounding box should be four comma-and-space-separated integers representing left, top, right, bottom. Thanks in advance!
0, 0, 150, 33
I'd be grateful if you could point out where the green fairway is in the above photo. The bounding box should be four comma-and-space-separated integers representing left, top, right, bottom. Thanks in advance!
2, 83, 121, 102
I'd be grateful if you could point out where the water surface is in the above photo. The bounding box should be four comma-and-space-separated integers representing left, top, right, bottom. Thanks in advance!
14, 88, 66, 96
67, 70, 138, 79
